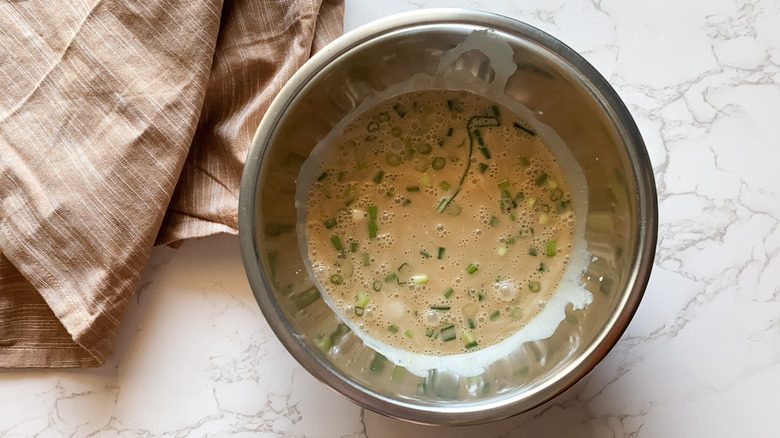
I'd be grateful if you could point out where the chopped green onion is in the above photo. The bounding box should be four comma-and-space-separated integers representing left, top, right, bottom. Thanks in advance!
431, 157, 446, 170
474, 129, 484, 146
466, 263, 479, 274
373, 171, 385, 184
337, 171, 345, 182
324, 218, 337, 229
444, 288, 454, 299
497, 178, 510, 188
367, 121, 379, 132
392, 365, 405, 383
368, 220, 378, 239
405, 330, 414, 339
412, 275, 428, 285
539, 262, 546, 272
356, 293, 370, 307
385, 272, 398, 283
386, 152, 402, 167
425, 329, 435, 338
420, 250, 431, 258
447, 99, 462, 113
506, 237, 515, 245
330, 236, 343, 251
388, 325, 399, 334
416, 142, 432, 154
489, 310, 500, 321
546, 241, 557, 257
441, 324, 456, 342
430, 305, 450, 311
489, 216, 499, 227
372, 280, 382, 292
313, 333, 332, 352
479, 147, 491, 160
497, 246, 507, 256
292, 286, 320, 309
370, 353, 386, 372
550, 187, 563, 201
463, 332, 478, 349
513, 121, 536, 136
478, 292, 486, 301
393, 103, 408, 118
362, 253, 371, 266
512, 122, 536, 135
446, 127, 453, 136
528, 281, 541, 293
539, 213, 549, 225
437, 247, 445, 260
489, 105, 500, 117
478, 163, 489, 173
519, 156, 531, 166
354, 306, 365, 316
329, 323, 350, 347
402, 199, 412, 206
439, 180, 451, 191
510, 307, 523, 319
317, 172, 328, 182
350, 241, 358, 253
419, 173, 431, 186
527, 197, 536, 208
535, 173, 548, 186
368, 205, 378, 221
406, 186, 420, 192
501, 189, 512, 199
467, 318, 476, 329
528, 247, 538, 256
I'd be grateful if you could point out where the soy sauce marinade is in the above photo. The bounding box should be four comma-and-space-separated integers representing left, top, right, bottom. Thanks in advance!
304, 89, 576, 356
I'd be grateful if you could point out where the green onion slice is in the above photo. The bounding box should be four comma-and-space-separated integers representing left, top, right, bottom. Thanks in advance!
441, 324, 456, 342
546, 240, 557, 257
330, 235, 343, 251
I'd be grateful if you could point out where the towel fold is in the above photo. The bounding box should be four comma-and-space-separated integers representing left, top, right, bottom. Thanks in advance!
0, 0, 344, 367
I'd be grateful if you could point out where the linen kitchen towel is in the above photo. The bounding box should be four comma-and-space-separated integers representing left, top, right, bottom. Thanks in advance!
0, 0, 344, 367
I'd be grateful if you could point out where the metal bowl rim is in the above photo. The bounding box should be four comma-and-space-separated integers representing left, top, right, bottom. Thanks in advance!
239, 8, 658, 425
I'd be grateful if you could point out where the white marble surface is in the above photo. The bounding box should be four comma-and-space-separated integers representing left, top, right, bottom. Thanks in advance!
3, 0, 780, 436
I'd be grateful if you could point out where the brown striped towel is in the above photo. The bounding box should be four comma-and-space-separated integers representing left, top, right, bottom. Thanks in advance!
0, 0, 344, 367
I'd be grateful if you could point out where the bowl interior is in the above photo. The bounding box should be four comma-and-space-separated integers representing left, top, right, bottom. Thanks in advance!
240, 10, 656, 425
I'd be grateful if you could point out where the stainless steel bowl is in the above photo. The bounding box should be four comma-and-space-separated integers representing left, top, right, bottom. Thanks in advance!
239, 9, 657, 425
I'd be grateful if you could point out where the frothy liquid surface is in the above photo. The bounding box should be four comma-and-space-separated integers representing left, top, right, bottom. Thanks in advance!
301, 90, 582, 359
